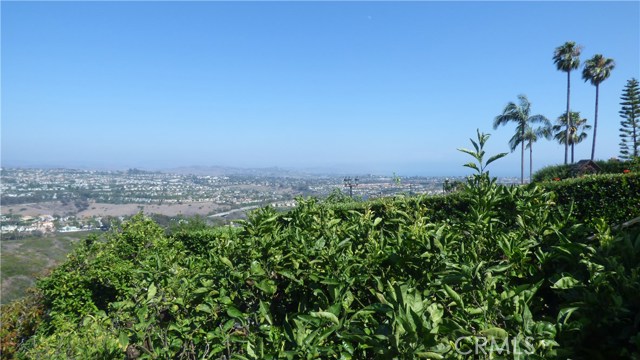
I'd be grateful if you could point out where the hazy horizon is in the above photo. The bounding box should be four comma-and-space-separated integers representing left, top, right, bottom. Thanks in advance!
2, 2, 639, 177
0, 161, 497, 178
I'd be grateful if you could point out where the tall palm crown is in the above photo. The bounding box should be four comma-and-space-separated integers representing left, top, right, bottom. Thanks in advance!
552, 112, 590, 146
508, 121, 551, 152
553, 42, 582, 72
494, 94, 549, 184
583, 54, 615, 160
553, 112, 591, 163
553, 41, 582, 165
582, 54, 615, 86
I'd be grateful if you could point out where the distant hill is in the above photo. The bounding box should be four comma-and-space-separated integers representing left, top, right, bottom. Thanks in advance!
161, 165, 310, 177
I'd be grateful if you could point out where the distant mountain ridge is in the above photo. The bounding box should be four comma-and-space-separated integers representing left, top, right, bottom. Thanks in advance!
161, 165, 310, 177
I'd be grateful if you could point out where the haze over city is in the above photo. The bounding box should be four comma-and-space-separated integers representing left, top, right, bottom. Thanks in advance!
2, 1, 639, 176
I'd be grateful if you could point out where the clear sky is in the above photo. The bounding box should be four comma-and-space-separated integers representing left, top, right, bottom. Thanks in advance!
2, 1, 639, 176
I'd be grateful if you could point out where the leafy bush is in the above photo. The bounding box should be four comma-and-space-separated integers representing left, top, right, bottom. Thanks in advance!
172, 226, 240, 254
595, 158, 631, 174
543, 218, 640, 359
532, 158, 636, 182
0, 291, 44, 359
328, 192, 468, 225
532, 164, 573, 182
2, 178, 637, 359
539, 173, 640, 226
328, 172, 639, 230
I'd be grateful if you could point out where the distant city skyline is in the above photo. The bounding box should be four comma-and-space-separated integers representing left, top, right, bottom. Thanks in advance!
2, 1, 639, 176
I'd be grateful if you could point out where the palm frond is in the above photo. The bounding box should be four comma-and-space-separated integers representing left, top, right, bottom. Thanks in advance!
553, 41, 582, 72
553, 111, 590, 145
582, 54, 616, 86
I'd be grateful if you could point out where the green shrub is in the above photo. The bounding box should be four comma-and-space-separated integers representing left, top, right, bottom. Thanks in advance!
532, 164, 573, 182
532, 158, 636, 182
327, 192, 469, 225
595, 159, 630, 174
0, 290, 45, 358
172, 227, 238, 254
4, 171, 639, 358
329, 172, 639, 228
538, 173, 640, 226
543, 219, 640, 359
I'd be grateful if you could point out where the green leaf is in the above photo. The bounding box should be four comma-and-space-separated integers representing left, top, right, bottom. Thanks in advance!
147, 283, 157, 301
485, 152, 508, 167
337, 238, 352, 249
557, 306, 579, 325
486, 264, 512, 274
426, 303, 443, 326
223, 319, 235, 332
373, 217, 382, 227
341, 341, 355, 355
118, 331, 129, 349
457, 148, 476, 157
470, 139, 480, 153
220, 256, 233, 268
310, 311, 340, 325
552, 275, 581, 289
219, 296, 233, 305
480, 327, 509, 339
250, 261, 266, 276
533, 321, 557, 338
246, 341, 256, 358
255, 279, 277, 295
277, 270, 302, 285
227, 306, 244, 319
259, 300, 273, 325
465, 307, 484, 315
196, 304, 212, 314
342, 291, 354, 310
416, 352, 444, 359
463, 162, 480, 173
443, 284, 464, 308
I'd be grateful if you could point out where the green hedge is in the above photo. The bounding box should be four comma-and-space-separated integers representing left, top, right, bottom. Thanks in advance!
595, 159, 632, 174
532, 159, 635, 182
537, 173, 640, 226
531, 164, 573, 182
327, 173, 640, 228
12, 177, 640, 358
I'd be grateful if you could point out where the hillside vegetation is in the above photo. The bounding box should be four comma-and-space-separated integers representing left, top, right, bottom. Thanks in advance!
2, 165, 639, 359
0, 232, 89, 305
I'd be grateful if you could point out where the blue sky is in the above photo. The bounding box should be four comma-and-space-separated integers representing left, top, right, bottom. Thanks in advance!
2, 1, 639, 176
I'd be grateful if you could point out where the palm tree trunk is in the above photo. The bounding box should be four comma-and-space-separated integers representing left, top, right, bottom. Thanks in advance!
565, 71, 571, 165
529, 141, 533, 183
591, 84, 599, 161
521, 127, 525, 185
571, 143, 575, 163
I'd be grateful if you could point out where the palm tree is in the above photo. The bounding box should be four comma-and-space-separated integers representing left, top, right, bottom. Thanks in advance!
509, 122, 552, 183
582, 54, 615, 160
494, 95, 550, 184
552, 112, 591, 163
553, 41, 582, 165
